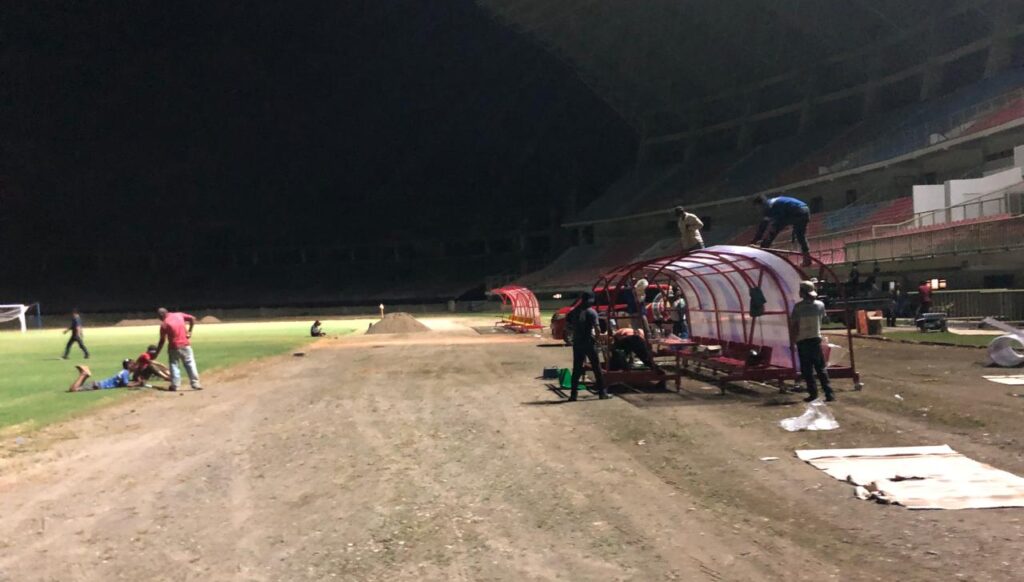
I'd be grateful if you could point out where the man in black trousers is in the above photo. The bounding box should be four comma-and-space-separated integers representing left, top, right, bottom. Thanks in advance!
568, 291, 609, 401
62, 308, 90, 360
790, 281, 834, 402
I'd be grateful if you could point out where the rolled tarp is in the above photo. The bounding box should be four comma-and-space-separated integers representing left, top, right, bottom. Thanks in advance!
989, 334, 1024, 368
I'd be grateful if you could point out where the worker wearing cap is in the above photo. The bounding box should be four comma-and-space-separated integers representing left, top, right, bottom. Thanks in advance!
790, 280, 835, 402
567, 291, 609, 401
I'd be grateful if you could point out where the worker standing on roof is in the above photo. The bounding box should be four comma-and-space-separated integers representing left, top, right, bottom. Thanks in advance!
752, 193, 812, 266
790, 280, 835, 402
567, 291, 609, 402
674, 206, 704, 252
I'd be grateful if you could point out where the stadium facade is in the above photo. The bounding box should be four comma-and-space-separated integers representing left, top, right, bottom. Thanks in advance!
481, 0, 1024, 309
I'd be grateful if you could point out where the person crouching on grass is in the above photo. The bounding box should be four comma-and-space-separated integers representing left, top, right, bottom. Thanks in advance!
790, 280, 835, 403
133, 344, 171, 384
68, 360, 144, 392
310, 320, 327, 337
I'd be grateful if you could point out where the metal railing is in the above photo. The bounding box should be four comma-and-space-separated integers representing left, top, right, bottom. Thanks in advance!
929, 289, 1024, 320
846, 214, 1024, 263
872, 185, 1024, 237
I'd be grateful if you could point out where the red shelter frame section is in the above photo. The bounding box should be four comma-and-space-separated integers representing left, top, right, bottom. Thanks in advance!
591, 245, 859, 388
491, 285, 543, 333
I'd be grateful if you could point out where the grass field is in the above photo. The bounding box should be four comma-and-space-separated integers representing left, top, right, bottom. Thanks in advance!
884, 329, 995, 347
0, 319, 363, 433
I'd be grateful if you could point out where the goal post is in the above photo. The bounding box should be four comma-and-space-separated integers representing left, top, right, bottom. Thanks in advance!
0, 304, 30, 332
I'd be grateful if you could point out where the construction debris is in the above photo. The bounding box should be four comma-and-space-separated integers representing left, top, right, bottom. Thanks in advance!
796, 445, 1024, 510
779, 402, 839, 432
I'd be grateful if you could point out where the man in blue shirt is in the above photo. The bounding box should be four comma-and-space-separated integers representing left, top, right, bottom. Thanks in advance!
567, 291, 609, 401
752, 194, 812, 266
67, 359, 142, 392
61, 308, 90, 359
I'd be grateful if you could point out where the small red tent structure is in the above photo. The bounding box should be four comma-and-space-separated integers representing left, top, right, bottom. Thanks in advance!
491, 285, 543, 333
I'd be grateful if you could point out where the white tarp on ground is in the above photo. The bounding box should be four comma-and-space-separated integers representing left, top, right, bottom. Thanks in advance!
796, 445, 1024, 510
984, 375, 1024, 385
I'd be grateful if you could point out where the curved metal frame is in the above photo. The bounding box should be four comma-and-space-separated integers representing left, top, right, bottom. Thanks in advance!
491, 285, 543, 332
589, 245, 859, 386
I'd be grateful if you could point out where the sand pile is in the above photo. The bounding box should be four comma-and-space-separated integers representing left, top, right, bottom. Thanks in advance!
365, 312, 430, 335
200, 315, 222, 324
115, 318, 161, 327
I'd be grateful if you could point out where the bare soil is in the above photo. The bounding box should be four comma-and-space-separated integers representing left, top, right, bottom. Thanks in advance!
114, 318, 161, 327
1, 320, 1022, 581
366, 312, 430, 335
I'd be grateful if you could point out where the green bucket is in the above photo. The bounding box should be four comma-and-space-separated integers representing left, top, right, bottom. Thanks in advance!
558, 368, 573, 389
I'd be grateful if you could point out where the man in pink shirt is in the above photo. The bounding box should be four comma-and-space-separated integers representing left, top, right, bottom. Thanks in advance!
153, 307, 203, 391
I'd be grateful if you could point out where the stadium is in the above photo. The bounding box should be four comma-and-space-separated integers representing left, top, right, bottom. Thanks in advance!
3, 1, 1024, 580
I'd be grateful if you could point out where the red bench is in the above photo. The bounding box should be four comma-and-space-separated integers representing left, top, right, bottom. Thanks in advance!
678, 337, 795, 391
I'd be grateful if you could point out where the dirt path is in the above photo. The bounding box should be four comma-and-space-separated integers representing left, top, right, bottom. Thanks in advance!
1, 328, 1022, 581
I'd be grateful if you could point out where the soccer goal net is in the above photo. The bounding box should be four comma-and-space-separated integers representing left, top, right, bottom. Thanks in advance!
0, 304, 29, 332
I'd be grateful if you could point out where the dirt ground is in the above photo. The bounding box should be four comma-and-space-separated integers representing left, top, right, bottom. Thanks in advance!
1, 318, 1023, 581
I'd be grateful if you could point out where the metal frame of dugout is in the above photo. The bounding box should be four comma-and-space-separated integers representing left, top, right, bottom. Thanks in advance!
490, 285, 544, 333
586, 245, 861, 394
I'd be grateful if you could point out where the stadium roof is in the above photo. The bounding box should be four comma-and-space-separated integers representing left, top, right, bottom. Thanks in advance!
477, 0, 1009, 132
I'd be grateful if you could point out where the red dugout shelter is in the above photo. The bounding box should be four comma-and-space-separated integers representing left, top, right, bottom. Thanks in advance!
593, 245, 860, 390
491, 285, 543, 333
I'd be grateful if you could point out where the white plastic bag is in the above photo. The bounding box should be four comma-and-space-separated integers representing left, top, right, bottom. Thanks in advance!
780, 402, 839, 432
825, 342, 847, 367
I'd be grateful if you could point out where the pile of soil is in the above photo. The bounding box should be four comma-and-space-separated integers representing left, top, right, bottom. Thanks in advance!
200, 315, 222, 324
115, 318, 160, 327
365, 312, 430, 335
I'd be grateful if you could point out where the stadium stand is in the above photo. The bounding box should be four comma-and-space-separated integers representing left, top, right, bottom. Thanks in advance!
791, 69, 1024, 180
516, 238, 658, 291
564, 70, 1024, 233
525, 69, 1024, 290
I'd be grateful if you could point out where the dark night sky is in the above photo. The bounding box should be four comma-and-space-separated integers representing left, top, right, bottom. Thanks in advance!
2, 0, 635, 254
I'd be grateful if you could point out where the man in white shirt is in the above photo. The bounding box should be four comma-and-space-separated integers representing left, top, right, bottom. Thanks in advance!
675, 206, 704, 252
790, 280, 835, 402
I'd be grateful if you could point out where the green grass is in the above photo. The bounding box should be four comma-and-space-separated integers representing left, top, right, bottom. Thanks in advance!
883, 330, 994, 347
0, 319, 363, 434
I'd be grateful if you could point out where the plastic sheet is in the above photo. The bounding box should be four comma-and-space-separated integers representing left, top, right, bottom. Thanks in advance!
988, 335, 1024, 368
825, 342, 847, 367
780, 402, 839, 431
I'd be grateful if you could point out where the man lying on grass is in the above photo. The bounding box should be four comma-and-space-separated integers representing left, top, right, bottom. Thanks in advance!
67, 360, 145, 392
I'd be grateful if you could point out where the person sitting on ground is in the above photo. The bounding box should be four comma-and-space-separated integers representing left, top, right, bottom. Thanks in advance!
790, 281, 835, 403
609, 328, 663, 373
133, 345, 170, 383
752, 193, 813, 266
674, 206, 704, 252
67, 360, 144, 392
310, 320, 327, 337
